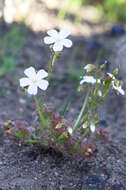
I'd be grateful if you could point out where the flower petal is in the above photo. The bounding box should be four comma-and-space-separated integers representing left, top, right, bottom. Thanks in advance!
24, 67, 36, 79
59, 29, 70, 38
80, 79, 85, 85
107, 73, 115, 79
80, 76, 96, 85
62, 39, 72, 48
80, 76, 100, 85
37, 80, 49, 91
47, 29, 58, 37
19, 78, 32, 87
27, 84, 38, 95
118, 87, 125, 95
112, 82, 125, 95
36, 70, 48, 80
44, 36, 55, 44
53, 42, 63, 52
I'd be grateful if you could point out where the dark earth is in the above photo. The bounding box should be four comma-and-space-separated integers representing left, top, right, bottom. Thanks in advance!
0, 2, 126, 189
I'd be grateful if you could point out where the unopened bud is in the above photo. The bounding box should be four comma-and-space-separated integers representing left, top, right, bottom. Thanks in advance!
100, 64, 105, 70
113, 68, 118, 75
84, 64, 96, 73
82, 121, 88, 129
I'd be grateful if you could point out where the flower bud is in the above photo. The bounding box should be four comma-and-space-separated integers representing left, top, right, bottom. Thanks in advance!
113, 68, 118, 75
82, 121, 88, 129
100, 64, 105, 70
84, 64, 96, 73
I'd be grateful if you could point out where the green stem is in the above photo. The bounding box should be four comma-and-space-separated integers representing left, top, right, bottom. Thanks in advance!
73, 87, 90, 132
73, 128, 89, 152
41, 92, 46, 112
48, 53, 57, 81
80, 85, 111, 126
34, 96, 46, 127
89, 86, 110, 112
41, 53, 57, 112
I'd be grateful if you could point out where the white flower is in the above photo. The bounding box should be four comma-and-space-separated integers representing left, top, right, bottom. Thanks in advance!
90, 123, 96, 133
80, 76, 100, 85
44, 29, 72, 52
19, 67, 49, 95
112, 81, 125, 95
107, 73, 125, 95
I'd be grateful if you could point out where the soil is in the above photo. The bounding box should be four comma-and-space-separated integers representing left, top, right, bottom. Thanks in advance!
0, 1, 126, 189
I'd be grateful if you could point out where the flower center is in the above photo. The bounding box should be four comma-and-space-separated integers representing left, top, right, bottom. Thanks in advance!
56, 34, 63, 42
32, 78, 37, 83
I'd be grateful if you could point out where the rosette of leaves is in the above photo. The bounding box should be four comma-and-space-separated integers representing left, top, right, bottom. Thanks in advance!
3, 109, 109, 158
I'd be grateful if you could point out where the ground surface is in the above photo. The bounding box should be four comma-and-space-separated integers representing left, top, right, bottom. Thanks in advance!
0, 1, 126, 189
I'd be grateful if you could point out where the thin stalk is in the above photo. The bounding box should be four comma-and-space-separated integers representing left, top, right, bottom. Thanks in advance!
73, 128, 89, 153
73, 87, 90, 132
48, 53, 57, 81
34, 96, 46, 127
80, 85, 111, 126
41, 53, 57, 112
89, 87, 110, 111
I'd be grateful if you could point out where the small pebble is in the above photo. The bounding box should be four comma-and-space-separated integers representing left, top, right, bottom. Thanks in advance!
19, 98, 26, 104
19, 107, 24, 113
113, 184, 126, 190
87, 40, 102, 52
82, 175, 105, 190
34, 177, 38, 181
54, 172, 58, 177
111, 25, 125, 37
99, 120, 108, 127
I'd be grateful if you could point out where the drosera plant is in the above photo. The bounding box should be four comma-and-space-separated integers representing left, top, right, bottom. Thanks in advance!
4, 29, 125, 158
